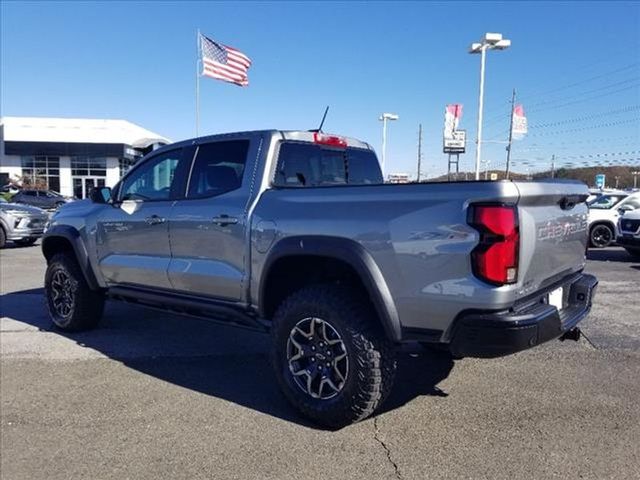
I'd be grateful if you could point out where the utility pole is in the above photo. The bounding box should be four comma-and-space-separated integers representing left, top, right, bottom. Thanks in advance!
551, 155, 555, 178
417, 124, 422, 182
505, 88, 516, 179
615, 176, 620, 189
632, 171, 640, 189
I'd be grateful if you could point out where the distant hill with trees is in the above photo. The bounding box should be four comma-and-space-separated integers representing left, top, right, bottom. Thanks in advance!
426, 165, 639, 189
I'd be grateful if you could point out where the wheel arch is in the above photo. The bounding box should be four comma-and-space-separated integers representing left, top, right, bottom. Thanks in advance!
41, 225, 101, 290
258, 236, 402, 342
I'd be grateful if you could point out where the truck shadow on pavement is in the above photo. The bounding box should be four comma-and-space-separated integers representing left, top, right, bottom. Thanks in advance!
587, 248, 638, 263
1, 289, 454, 429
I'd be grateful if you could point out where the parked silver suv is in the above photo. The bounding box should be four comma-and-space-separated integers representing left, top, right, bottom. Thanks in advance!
0, 198, 49, 248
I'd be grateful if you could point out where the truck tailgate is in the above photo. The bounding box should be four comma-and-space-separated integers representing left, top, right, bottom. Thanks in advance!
514, 181, 589, 297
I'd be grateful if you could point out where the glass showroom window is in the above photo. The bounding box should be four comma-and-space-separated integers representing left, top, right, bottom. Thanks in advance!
21, 156, 61, 192
119, 157, 139, 178
70, 157, 107, 177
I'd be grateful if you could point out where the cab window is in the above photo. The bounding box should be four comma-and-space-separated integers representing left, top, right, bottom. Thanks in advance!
120, 149, 184, 201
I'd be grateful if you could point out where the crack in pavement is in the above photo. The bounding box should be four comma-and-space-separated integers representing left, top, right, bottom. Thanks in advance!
579, 329, 598, 349
373, 416, 403, 480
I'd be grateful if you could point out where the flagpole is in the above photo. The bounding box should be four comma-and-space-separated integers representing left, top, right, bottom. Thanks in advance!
505, 88, 516, 179
196, 29, 201, 138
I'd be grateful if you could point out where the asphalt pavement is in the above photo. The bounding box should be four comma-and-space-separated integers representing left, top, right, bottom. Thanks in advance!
1, 244, 639, 480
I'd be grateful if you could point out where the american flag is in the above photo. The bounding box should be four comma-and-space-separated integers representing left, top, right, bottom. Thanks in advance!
200, 33, 251, 87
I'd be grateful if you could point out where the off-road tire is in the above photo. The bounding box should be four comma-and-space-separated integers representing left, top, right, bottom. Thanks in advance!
14, 237, 37, 247
44, 252, 105, 331
271, 284, 397, 429
0, 227, 6, 248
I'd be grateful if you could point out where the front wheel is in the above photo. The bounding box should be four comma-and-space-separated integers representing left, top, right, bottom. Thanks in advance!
590, 224, 614, 248
271, 284, 396, 429
44, 253, 105, 331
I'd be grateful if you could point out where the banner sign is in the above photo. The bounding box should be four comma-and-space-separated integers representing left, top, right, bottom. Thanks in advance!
512, 104, 528, 139
444, 104, 465, 153
595, 174, 606, 189
444, 104, 463, 139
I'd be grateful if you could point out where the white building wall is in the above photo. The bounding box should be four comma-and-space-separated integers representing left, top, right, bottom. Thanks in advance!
0, 154, 22, 179
106, 157, 120, 188
59, 157, 73, 197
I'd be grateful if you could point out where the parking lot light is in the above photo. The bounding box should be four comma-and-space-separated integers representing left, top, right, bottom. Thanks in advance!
379, 113, 399, 178
469, 32, 511, 180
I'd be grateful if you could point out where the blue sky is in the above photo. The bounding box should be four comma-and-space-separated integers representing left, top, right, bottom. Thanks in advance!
1, 1, 639, 177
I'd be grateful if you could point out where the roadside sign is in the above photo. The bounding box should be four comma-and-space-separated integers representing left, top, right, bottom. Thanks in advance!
595, 174, 606, 189
490, 173, 498, 181
444, 130, 466, 154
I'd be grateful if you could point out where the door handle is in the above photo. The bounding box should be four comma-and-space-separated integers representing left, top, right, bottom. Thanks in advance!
145, 215, 166, 225
212, 214, 239, 226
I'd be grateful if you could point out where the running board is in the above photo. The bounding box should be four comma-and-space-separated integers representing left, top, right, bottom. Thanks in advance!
107, 286, 270, 333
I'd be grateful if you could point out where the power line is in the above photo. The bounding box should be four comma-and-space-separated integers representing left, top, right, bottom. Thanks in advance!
527, 105, 640, 129
526, 82, 640, 114
527, 117, 640, 137
516, 135, 640, 148
526, 77, 640, 111
517, 62, 640, 103
481, 60, 640, 118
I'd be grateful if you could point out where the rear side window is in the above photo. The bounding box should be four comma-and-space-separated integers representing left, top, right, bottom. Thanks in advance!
187, 140, 249, 198
275, 142, 382, 187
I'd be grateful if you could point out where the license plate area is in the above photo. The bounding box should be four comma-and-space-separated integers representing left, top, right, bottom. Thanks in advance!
548, 286, 564, 311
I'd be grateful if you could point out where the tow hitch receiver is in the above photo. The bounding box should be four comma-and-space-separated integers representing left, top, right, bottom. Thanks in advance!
560, 327, 581, 342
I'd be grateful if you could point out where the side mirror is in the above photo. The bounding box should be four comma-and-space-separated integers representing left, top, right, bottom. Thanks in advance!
90, 186, 112, 204
618, 204, 634, 213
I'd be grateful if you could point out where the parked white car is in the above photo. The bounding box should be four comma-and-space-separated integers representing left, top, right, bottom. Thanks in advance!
587, 190, 640, 247
617, 208, 640, 258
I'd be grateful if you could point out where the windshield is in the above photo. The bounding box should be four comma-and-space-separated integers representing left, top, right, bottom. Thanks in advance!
587, 194, 626, 209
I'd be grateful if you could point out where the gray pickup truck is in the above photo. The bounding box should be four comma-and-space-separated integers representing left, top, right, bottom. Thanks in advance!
42, 130, 597, 427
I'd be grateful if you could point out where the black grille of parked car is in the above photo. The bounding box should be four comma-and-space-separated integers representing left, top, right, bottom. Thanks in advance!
621, 219, 640, 232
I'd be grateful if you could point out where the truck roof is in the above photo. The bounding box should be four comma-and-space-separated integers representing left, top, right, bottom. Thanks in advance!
150, 130, 373, 156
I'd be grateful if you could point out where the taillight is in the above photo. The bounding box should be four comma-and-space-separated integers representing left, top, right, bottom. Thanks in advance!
468, 204, 519, 285
313, 132, 347, 148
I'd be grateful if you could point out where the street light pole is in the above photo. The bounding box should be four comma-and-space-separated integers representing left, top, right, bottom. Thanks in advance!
469, 33, 511, 181
381, 116, 388, 174
475, 45, 487, 181
632, 171, 639, 189
379, 113, 399, 179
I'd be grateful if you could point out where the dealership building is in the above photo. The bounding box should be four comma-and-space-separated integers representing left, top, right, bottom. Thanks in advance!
0, 117, 170, 198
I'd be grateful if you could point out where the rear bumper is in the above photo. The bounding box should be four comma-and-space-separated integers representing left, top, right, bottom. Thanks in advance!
449, 273, 598, 358
617, 235, 640, 247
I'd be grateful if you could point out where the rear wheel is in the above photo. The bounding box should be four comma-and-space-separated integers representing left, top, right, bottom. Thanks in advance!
14, 237, 37, 247
44, 253, 105, 331
590, 224, 614, 248
271, 284, 396, 429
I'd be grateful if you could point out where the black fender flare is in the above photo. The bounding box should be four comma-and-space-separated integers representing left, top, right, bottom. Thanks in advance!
41, 225, 101, 291
259, 235, 402, 342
